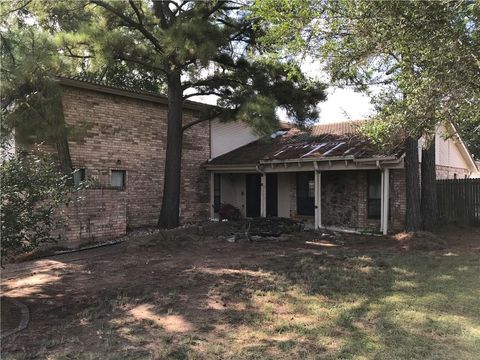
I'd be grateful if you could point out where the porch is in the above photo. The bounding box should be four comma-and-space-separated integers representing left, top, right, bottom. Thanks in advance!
207, 159, 405, 234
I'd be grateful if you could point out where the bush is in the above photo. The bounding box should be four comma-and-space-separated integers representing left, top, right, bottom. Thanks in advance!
1, 151, 71, 264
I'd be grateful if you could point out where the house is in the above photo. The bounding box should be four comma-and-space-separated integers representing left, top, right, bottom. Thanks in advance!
56, 77, 211, 245
207, 120, 478, 234
54, 77, 478, 244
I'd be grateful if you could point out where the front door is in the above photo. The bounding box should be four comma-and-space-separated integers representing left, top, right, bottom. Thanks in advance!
245, 174, 261, 217
296, 172, 315, 216
266, 173, 278, 217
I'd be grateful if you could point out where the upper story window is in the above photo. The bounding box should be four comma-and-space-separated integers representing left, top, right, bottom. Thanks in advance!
111, 170, 126, 188
73, 168, 86, 186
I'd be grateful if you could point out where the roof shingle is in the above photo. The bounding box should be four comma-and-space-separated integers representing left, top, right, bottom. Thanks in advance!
208, 121, 403, 166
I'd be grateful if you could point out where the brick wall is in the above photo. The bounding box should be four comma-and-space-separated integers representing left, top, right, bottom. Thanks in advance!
436, 165, 470, 179
288, 169, 406, 232
59, 188, 127, 247
61, 85, 210, 233
322, 171, 359, 228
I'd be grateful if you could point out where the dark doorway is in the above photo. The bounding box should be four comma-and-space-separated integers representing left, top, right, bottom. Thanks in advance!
266, 173, 278, 217
296, 172, 315, 216
245, 174, 261, 217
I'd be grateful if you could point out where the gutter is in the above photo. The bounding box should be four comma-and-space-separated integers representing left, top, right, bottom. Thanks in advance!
206, 155, 404, 171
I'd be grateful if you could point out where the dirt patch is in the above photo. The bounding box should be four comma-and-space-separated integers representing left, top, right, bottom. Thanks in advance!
1, 224, 478, 358
394, 231, 447, 251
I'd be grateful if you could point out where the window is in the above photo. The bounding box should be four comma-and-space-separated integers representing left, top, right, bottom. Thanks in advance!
296, 172, 315, 216
213, 173, 221, 212
73, 168, 86, 186
367, 170, 381, 219
111, 170, 126, 188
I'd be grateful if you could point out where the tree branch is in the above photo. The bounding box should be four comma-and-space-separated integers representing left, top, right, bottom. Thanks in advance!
91, 0, 164, 54
182, 106, 240, 132
115, 55, 167, 75
128, 0, 143, 24
183, 90, 224, 99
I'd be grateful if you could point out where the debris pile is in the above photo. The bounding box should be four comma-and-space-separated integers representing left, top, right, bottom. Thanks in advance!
221, 217, 305, 243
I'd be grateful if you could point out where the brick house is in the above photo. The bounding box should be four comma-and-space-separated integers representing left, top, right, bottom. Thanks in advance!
56, 77, 479, 244
58, 77, 211, 245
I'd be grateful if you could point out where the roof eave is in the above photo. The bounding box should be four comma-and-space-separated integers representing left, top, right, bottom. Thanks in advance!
56, 76, 213, 112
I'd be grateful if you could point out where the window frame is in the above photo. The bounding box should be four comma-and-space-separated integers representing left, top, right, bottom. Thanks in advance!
73, 168, 86, 186
111, 169, 126, 189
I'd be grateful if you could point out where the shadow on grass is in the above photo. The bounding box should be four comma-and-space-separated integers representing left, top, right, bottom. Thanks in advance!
1, 236, 479, 359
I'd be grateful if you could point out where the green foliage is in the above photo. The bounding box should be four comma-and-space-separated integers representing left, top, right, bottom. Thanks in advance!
255, 0, 480, 156
21, 0, 327, 133
0, 151, 71, 262
358, 119, 403, 152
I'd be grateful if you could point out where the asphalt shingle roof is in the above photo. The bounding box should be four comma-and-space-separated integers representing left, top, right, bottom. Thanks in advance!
208, 121, 403, 165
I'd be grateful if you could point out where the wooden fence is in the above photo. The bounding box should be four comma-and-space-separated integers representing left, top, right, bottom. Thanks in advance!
437, 178, 480, 225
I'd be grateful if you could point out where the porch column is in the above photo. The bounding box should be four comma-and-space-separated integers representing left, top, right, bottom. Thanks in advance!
260, 173, 266, 217
314, 170, 322, 229
381, 168, 390, 235
209, 172, 215, 220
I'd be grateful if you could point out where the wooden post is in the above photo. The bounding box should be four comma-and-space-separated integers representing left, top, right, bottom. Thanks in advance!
382, 168, 390, 235
260, 173, 266, 217
210, 172, 215, 220
380, 170, 384, 233
314, 170, 322, 229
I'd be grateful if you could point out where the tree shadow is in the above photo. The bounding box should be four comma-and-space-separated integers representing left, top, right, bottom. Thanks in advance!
1, 236, 479, 359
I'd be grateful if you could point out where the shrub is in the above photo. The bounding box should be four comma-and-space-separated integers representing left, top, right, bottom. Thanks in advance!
1, 151, 71, 264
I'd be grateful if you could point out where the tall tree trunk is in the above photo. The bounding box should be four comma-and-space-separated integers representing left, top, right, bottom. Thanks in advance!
421, 138, 437, 230
405, 136, 422, 231
55, 133, 73, 178
158, 70, 183, 229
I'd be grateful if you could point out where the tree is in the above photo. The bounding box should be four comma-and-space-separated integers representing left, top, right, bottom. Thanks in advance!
28, 0, 327, 228
0, 150, 71, 265
254, 0, 480, 231
0, 21, 75, 176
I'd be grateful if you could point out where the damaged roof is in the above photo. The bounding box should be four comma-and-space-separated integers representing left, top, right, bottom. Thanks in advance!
208, 122, 404, 165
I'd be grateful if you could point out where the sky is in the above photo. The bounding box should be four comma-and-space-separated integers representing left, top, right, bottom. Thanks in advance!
301, 58, 375, 124
316, 87, 374, 123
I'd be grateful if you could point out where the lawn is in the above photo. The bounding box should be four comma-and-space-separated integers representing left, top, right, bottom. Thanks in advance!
1, 226, 479, 359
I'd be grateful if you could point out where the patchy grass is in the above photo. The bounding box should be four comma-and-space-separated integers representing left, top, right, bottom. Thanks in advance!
2, 229, 479, 359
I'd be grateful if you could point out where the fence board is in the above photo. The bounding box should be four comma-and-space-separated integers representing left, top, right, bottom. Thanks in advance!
437, 178, 480, 225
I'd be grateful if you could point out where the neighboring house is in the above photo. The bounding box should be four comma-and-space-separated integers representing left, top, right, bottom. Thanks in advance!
44, 77, 478, 244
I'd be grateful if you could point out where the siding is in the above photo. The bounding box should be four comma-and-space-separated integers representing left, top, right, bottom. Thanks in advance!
210, 119, 258, 158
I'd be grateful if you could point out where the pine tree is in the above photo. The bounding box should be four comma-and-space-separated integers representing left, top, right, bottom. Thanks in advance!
28, 0, 327, 228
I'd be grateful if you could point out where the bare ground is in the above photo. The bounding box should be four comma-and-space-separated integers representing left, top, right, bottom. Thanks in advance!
1, 225, 479, 359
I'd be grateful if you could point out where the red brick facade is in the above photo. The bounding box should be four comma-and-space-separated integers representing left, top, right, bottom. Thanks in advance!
289, 169, 406, 232
59, 189, 127, 246
60, 84, 210, 244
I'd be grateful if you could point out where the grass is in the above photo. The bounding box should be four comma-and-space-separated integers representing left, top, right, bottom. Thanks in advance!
2, 234, 480, 359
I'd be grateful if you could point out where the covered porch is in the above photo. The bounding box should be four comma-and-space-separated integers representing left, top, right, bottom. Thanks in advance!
206, 157, 404, 235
